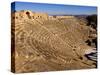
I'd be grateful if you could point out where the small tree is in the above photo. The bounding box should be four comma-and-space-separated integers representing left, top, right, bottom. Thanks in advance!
86, 15, 97, 30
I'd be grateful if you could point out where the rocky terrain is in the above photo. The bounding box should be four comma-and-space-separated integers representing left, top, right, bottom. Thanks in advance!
11, 10, 97, 73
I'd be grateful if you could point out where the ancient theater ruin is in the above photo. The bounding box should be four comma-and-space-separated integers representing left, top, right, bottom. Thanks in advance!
11, 10, 97, 73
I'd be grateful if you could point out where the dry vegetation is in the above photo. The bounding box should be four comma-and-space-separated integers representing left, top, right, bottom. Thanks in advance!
11, 10, 97, 73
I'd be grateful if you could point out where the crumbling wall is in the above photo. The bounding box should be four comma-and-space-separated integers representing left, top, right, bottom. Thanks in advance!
12, 10, 49, 20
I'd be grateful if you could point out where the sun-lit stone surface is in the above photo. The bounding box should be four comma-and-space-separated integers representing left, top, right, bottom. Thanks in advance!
11, 10, 97, 73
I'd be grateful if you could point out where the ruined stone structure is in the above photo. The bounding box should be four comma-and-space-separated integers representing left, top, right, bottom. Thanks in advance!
11, 10, 97, 73
49, 15, 74, 20
12, 10, 49, 21
12, 10, 75, 21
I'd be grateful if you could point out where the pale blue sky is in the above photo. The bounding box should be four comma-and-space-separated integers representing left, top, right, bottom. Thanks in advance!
11, 1, 97, 15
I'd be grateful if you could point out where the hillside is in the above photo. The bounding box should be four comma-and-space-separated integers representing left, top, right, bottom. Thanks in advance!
11, 10, 97, 73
